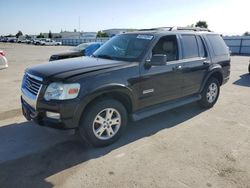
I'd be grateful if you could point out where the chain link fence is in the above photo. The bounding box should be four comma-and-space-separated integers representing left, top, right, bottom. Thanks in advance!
55, 38, 110, 46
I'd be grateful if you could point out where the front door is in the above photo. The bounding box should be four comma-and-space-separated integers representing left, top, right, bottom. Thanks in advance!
138, 35, 183, 109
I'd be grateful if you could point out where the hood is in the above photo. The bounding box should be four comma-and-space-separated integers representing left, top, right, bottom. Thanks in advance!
50, 51, 82, 61
51, 50, 81, 57
27, 56, 130, 81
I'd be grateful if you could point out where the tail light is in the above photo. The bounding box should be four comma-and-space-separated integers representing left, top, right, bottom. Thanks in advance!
0, 51, 5, 56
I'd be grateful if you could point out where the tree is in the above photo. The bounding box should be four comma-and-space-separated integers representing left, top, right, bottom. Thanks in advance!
16, 30, 23, 38
37, 33, 45, 38
54, 35, 62, 39
48, 30, 52, 38
25, 34, 31, 39
195, 21, 208, 28
4, 34, 15, 37
97, 31, 108, 38
243, 32, 250, 36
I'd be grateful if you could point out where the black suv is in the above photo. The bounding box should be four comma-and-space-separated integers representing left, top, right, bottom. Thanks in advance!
21, 27, 230, 147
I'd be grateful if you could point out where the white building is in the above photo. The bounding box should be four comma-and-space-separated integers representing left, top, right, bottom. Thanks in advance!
103, 29, 135, 37
60, 31, 97, 39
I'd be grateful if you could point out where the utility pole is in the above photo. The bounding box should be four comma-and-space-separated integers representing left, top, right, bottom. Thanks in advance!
78, 16, 81, 39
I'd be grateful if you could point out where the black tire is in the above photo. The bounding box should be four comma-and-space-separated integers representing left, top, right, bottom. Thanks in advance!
199, 77, 220, 109
248, 63, 250, 73
79, 98, 127, 147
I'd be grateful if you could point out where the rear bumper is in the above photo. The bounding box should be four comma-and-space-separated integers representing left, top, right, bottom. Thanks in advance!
21, 96, 79, 130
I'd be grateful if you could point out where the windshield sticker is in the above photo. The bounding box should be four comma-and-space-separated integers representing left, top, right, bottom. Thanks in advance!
136, 35, 153, 40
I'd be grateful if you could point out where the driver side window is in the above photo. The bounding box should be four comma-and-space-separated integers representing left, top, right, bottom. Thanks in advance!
152, 35, 178, 62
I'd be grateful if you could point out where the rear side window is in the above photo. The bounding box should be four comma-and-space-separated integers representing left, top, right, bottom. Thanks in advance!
181, 35, 199, 58
206, 34, 228, 56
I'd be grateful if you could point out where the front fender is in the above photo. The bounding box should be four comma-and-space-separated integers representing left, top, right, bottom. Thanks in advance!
73, 84, 136, 126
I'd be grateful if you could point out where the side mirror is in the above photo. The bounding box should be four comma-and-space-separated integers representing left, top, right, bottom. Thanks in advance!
150, 54, 167, 66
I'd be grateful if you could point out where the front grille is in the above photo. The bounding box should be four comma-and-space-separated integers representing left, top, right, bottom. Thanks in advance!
23, 73, 43, 96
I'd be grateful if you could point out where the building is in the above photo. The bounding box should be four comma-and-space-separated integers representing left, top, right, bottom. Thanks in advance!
41, 33, 61, 39
102, 28, 136, 37
60, 31, 97, 39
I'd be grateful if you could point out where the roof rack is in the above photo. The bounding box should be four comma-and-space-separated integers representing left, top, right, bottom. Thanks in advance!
170, 26, 211, 32
138, 26, 211, 32
138, 27, 172, 31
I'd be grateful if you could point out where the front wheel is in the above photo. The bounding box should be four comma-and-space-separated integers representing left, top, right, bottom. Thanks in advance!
79, 99, 127, 147
199, 77, 220, 108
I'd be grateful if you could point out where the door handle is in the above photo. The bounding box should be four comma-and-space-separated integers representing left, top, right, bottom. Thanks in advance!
173, 65, 182, 71
203, 60, 211, 65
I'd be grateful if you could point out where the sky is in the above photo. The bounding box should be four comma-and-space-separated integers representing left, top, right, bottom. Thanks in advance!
0, 0, 249, 36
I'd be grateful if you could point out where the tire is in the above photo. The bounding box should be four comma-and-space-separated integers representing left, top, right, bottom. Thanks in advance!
199, 77, 220, 109
79, 98, 127, 147
248, 63, 250, 73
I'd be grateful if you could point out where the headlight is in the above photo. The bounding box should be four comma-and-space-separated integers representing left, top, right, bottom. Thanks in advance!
44, 82, 80, 101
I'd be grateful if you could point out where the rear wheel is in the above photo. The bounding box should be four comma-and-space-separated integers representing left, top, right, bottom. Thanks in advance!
79, 98, 127, 147
199, 77, 220, 108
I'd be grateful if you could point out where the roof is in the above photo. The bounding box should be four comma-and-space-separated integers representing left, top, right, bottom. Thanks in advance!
123, 27, 215, 37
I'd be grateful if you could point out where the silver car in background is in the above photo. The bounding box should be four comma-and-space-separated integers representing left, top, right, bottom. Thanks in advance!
0, 50, 8, 69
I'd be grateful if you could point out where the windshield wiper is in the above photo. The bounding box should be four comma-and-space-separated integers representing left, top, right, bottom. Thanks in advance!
94, 54, 115, 60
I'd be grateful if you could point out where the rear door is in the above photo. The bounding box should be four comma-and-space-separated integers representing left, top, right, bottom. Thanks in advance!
180, 34, 210, 96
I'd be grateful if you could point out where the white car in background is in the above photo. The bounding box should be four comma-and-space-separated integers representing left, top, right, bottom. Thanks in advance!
37, 38, 62, 46
0, 50, 8, 69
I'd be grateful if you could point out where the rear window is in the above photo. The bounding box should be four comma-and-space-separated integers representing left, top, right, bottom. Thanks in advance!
181, 35, 199, 59
206, 35, 228, 56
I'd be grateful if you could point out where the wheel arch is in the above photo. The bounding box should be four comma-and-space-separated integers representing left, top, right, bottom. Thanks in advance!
200, 67, 223, 93
75, 84, 135, 127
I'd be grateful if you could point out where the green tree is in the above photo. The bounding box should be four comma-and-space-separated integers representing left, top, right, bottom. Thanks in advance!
16, 30, 23, 38
243, 32, 250, 36
48, 30, 52, 38
97, 31, 108, 38
37, 33, 45, 38
54, 35, 62, 39
195, 21, 208, 28
4, 34, 15, 37
25, 34, 31, 39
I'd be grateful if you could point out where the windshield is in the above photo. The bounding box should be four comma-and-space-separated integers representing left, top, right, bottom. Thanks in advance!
72, 43, 90, 52
93, 34, 153, 62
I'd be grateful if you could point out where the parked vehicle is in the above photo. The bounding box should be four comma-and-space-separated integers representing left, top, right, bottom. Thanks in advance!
0, 37, 8, 42
0, 50, 8, 69
17, 39, 30, 44
21, 27, 230, 147
35, 38, 62, 46
49, 42, 103, 61
32, 39, 41, 45
26, 39, 32, 44
248, 61, 250, 73
7, 37, 17, 43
